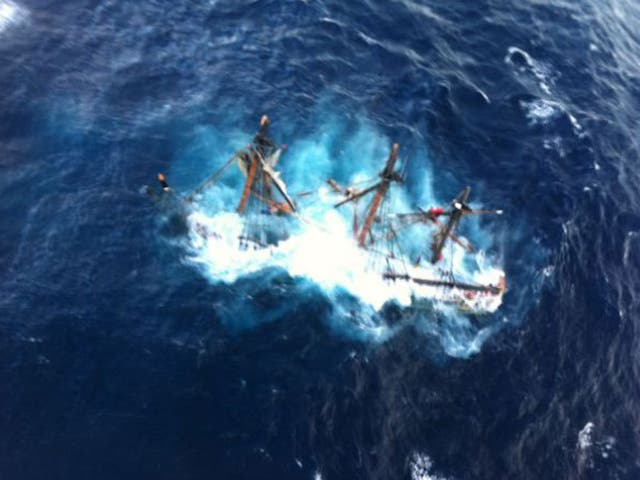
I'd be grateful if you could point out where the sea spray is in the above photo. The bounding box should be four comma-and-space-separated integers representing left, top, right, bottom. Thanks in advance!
173, 119, 505, 351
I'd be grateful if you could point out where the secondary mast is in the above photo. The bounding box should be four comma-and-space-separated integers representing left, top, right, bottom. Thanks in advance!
330, 143, 403, 247
357, 143, 402, 247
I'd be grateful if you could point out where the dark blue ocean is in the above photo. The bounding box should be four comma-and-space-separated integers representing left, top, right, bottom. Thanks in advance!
1, 0, 640, 478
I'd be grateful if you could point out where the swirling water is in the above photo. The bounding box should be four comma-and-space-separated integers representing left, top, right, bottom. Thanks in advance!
1, 0, 639, 479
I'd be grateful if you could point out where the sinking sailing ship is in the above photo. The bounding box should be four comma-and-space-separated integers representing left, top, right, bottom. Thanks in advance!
149, 118, 505, 314
328, 143, 506, 314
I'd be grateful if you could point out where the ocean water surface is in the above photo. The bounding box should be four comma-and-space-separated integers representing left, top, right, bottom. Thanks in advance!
1, 0, 639, 479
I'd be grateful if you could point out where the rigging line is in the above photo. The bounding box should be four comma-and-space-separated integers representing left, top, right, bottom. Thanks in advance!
294, 177, 377, 201
386, 190, 408, 275
399, 154, 408, 180
349, 177, 379, 187
381, 196, 396, 272
445, 235, 458, 284
257, 164, 264, 243
382, 218, 423, 240
334, 181, 382, 208
393, 227, 409, 275
296, 177, 376, 201
186, 152, 238, 202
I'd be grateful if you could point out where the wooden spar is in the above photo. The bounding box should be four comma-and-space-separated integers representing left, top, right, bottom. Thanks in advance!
237, 155, 258, 214
334, 182, 381, 208
382, 272, 503, 295
327, 179, 344, 194
357, 144, 400, 247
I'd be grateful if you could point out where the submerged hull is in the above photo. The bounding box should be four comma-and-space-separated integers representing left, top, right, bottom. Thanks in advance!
409, 282, 505, 314
384, 268, 506, 314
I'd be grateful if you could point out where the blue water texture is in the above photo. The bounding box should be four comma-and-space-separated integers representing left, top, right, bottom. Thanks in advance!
1, 0, 639, 479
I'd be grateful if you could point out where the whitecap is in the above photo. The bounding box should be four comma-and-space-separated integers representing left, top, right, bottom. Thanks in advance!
475, 86, 491, 104
409, 452, 451, 480
568, 112, 583, 131
520, 97, 582, 137
505, 46, 553, 95
578, 422, 595, 451
522, 98, 559, 125
577, 421, 618, 473
541, 265, 555, 277
623, 231, 638, 266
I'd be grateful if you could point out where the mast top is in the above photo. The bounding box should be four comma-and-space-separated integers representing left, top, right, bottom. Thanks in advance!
381, 143, 401, 181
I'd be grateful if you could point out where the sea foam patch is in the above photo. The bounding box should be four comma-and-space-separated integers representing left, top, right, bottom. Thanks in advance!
409, 452, 451, 480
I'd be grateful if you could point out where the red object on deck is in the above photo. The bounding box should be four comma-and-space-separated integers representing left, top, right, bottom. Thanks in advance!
429, 207, 444, 216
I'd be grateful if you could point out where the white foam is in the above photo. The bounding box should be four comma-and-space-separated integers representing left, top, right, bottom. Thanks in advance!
542, 136, 566, 157
577, 421, 618, 471
186, 204, 504, 315
568, 112, 583, 132
0, 1, 26, 33
623, 231, 638, 266
395, 0, 448, 24
505, 47, 553, 95
409, 452, 451, 480
523, 99, 559, 124
578, 422, 595, 451
476, 87, 491, 104
541, 265, 555, 277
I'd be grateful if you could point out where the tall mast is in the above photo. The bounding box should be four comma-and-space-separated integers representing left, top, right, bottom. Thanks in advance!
358, 143, 400, 247
237, 154, 258, 214
430, 186, 471, 263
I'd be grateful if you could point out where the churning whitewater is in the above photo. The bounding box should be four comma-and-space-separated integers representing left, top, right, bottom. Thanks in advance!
165, 118, 507, 348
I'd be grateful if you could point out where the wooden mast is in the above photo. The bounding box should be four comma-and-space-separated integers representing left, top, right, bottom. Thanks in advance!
237, 154, 258, 214
357, 143, 400, 247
